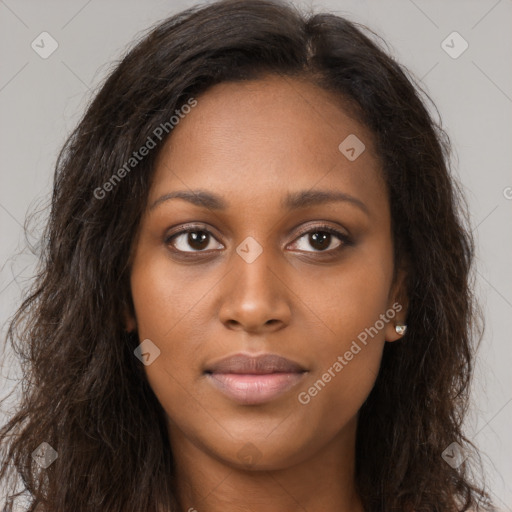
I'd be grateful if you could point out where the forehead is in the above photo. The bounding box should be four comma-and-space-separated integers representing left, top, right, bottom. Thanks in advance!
150, 75, 387, 218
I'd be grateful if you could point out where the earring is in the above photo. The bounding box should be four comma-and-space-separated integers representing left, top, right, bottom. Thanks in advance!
395, 324, 407, 336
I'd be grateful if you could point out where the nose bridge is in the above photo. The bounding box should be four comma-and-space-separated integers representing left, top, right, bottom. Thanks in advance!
218, 235, 291, 331
232, 235, 279, 301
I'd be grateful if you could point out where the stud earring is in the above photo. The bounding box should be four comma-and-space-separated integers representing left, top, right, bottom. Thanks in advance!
395, 324, 407, 336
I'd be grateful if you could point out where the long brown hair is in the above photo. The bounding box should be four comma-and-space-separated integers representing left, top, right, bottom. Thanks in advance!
0, 0, 495, 510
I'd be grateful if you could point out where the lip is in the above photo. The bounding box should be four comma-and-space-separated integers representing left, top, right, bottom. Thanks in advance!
204, 353, 307, 405
205, 353, 306, 374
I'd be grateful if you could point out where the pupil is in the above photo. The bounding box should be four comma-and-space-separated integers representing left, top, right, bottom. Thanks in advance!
189, 231, 209, 250
310, 232, 330, 251
185, 231, 332, 251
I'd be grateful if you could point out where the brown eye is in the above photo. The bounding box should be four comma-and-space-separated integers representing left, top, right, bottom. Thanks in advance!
166, 229, 223, 252
308, 232, 335, 251
289, 225, 351, 253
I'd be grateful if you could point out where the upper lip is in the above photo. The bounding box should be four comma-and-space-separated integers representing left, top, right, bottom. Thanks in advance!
205, 353, 306, 375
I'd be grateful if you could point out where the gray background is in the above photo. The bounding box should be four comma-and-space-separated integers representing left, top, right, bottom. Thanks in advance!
0, 0, 511, 509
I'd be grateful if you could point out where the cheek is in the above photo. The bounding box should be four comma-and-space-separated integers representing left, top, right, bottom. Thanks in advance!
130, 249, 220, 345
293, 244, 393, 415
129, 253, 217, 401
293, 274, 392, 437
299, 243, 394, 348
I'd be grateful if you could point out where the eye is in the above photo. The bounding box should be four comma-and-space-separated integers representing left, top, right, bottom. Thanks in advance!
165, 226, 223, 253
165, 223, 351, 255
289, 225, 351, 253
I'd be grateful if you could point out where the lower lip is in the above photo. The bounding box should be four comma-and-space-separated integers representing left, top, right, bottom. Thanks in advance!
206, 372, 306, 405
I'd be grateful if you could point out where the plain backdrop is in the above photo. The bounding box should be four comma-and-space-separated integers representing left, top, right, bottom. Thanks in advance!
0, 0, 511, 509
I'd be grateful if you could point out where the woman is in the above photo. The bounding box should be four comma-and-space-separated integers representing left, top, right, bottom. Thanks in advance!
0, 0, 495, 510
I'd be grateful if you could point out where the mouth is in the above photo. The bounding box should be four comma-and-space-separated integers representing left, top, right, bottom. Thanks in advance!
204, 353, 307, 405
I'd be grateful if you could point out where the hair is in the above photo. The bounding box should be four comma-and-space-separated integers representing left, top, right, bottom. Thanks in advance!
0, 0, 496, 511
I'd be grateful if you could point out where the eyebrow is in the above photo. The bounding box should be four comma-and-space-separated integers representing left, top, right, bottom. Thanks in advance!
149, 189, 369, 215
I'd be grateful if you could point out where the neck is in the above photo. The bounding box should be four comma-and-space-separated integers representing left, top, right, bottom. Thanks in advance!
168, 416, 364, 512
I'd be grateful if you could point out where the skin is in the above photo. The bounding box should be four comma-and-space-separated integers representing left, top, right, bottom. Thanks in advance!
127, 74, 408, 512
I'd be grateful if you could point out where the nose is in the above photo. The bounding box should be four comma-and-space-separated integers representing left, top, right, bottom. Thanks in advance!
218, 244, 292, 334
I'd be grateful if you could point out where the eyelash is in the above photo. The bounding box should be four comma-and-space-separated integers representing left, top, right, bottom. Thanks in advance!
164, 223, 353, 257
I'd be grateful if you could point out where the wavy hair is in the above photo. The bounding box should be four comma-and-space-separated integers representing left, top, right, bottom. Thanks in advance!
0, 0, 494, 510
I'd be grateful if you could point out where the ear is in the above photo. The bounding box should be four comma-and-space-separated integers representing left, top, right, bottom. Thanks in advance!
123, 299, 137, 332
384, 267, 408, 342
124, 311, 137, 333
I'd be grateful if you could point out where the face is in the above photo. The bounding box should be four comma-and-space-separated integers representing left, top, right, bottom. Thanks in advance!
127, 75, 406, 471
